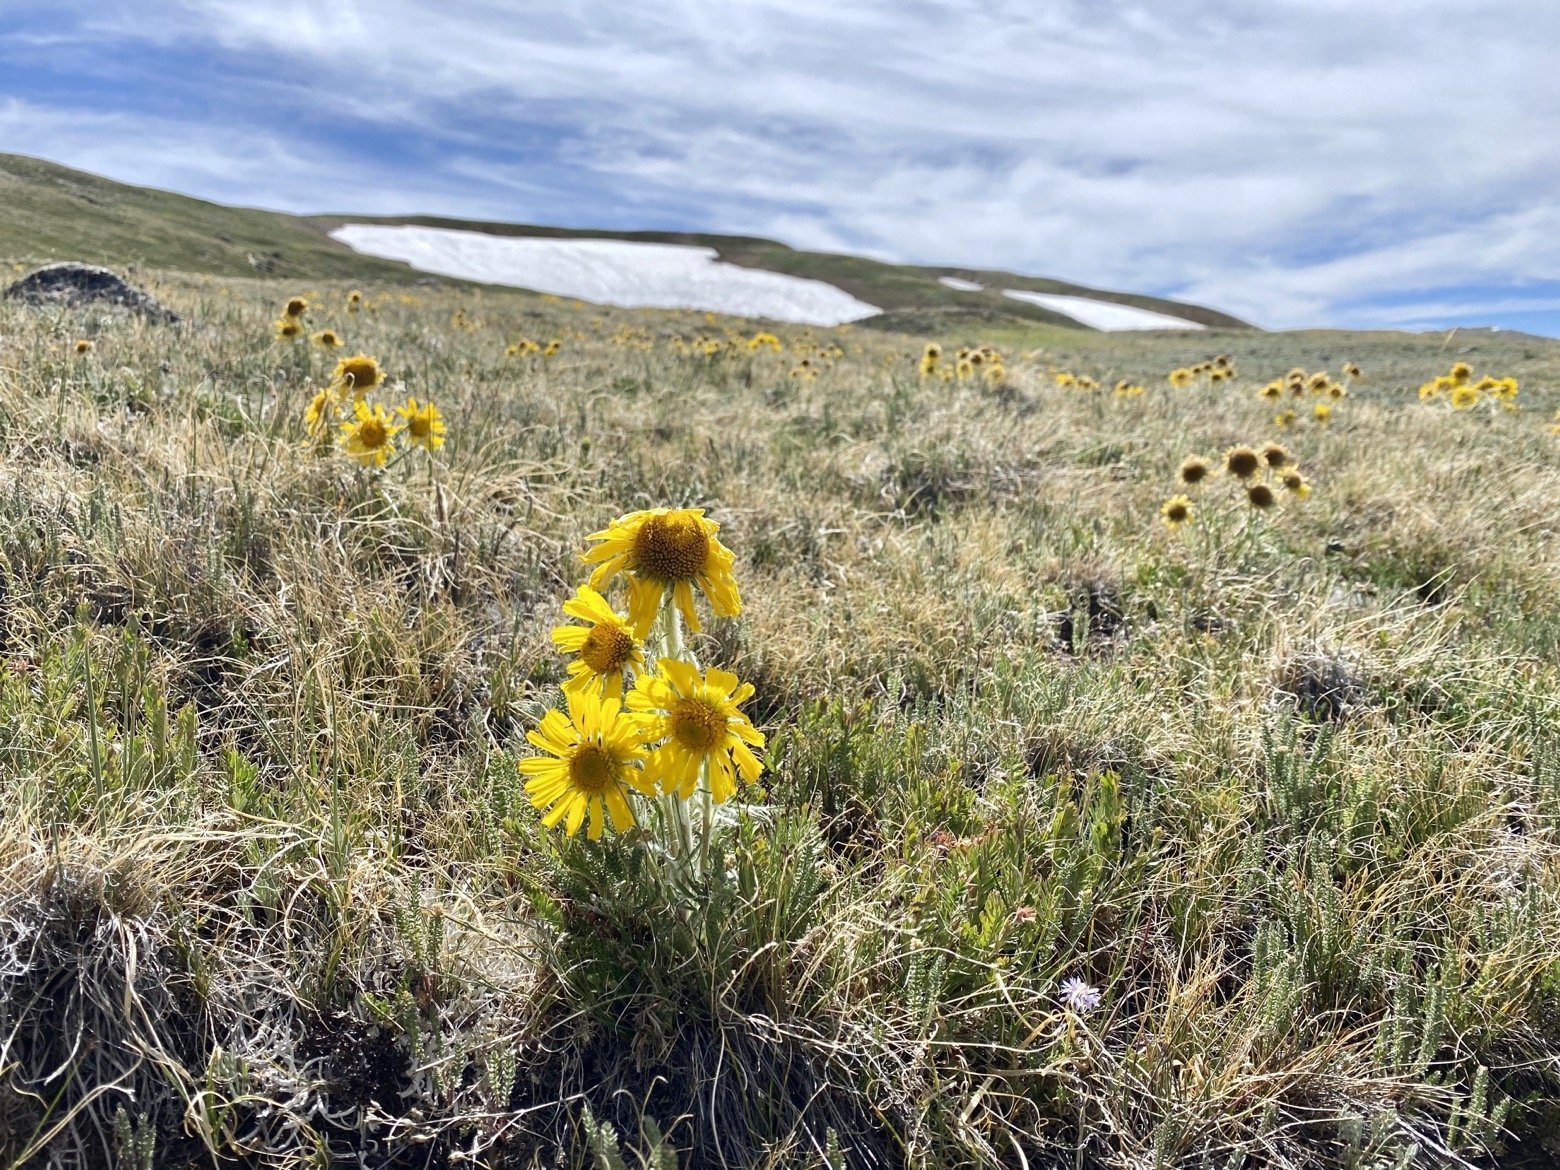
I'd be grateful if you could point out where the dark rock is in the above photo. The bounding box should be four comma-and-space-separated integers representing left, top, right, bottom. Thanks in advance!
3, 262, 180, 323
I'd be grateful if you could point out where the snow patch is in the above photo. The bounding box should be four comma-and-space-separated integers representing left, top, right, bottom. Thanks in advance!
938, 276, 984, 292
1002, 289, 1206, 331
330, 224, 881, 326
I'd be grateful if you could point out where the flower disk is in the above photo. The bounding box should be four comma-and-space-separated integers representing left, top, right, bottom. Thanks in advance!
1160, 495, 1194, 529
1224, 446, 1262, 480
629, 659, 764, 804
583, 508, 741, 637
520, 689, 653, 839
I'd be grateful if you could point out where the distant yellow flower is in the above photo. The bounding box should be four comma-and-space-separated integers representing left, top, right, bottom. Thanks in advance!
520, 688, 652, 839
395, 396, 446, 451
1275, 409, 1297, 427
1179, 455, 1211, 485
312, 329, 344, 347
1418, 381, 1441, 402
1343, 361, 1361, 379
304, 387, 337, 437
924, 342, 942, 361
1313, 402, 1333, 425
1224, 445, 1261, 480
1450, 384, 1480, 410
1056, 372, 1077, 387
628, 659, 764, 803
1282, 470, 1312, 499
284, 296, 309, 318
552, 585, 645, 698
1160, 495, 1194, 529
544, 339, 561, 357
582, 507, 741, 637
274, 317, 304, 341
74, 339, 93, 354
1327, 382, 1347, 400
957, 358, 974, 380
331, 353, 384, 397
1260, 441, 1292, 469
339, 399, 399, 467
919, 354, 938, 377
1247, 483, 1278, 510
346, 289, 363, 311
1168, 368, 1194, 388
1260, 381, 1283, 400
1209, 368, 1229, 384
1308, 372, 1330, 393
1491, 376, 1519, 401
1449, 361, 1473, 384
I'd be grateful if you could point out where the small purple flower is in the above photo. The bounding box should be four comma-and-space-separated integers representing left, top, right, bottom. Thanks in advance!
1058, 976, 1102, 1015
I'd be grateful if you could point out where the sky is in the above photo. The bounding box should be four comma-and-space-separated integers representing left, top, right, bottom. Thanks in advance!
3, 1, 1560, 334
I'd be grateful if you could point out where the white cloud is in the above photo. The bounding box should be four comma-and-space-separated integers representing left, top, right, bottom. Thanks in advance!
9, 1, 1560, 328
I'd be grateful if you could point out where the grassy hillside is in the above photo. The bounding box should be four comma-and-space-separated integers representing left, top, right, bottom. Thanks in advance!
0, 153, 1247, 330
1, 272, 1558, 1168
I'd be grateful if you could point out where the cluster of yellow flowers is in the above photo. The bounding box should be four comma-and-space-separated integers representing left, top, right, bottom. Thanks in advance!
272, 295, 353, 346
303, 353, 447, 467
522, 508, 763, 840
1418, 362, 1518, 411
1260, 366, 1355, 427
505, 338, 562, 359
919, 343, 1006, 384
1052, 370, 1099, 391
1160, 442, 1313, 529
1167, 354, 1238, 388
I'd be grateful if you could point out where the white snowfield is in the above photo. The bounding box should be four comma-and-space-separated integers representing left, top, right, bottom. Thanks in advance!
938, 276, 984, 292
1002, 289, 1206, 331
329, 224, 882, 326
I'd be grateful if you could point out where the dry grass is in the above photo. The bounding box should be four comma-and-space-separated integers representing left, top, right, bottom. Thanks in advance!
2, 274, 1559, 1168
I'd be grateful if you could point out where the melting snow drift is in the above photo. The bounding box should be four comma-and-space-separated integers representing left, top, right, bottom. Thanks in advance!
1002, 289, 1205, 331
330, 224, 881, 326
938, 276, 984, 292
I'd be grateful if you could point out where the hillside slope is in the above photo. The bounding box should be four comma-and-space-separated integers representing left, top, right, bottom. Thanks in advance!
0, 152, 1250, 330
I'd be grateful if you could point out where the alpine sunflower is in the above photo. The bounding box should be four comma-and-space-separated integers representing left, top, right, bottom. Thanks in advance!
520, 688, 653, 839
339, 400, 400, 467
1260, 441, 1292, 469
284, 296, 308, 318
552, 585, 645, 697
1224, 445, 1262, 480
396, 396, 447, 451
331, 353, 385, 397
583, 508, 742, 638
1247, 483, 1278, 510
1179, 455, 1211, 485
312, 329, 344, 348
1160, 495, 1194, 529
628, 659, 764, 804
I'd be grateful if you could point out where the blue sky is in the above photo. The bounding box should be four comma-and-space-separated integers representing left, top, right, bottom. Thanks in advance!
3, 0, 1560, 333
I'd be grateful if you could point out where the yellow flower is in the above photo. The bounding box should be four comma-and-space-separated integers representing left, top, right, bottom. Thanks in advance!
339, 399, 400, 467
312, 329, 344, 347
1247, 483, 1278, 510
1260, 442, 1292, 470
1274, 409, 1297, 427
552, 585, 645, 698
1168, 368, 1194, 388
346, 289, 363, 311
395, 396, 447, 451
1260, 381, 1283, 400
1449, 361, 1473, 384
74, 339, 93, 355
1450, 384, 1480, 411
274, 317, 304, 341
1179, 455, 1211, 486
1160, 495, 1194, 529
1491, 376, 1519, 401
1418, 381, 1441, 402
1282, 470, 1312, 499
304, 387, 337, 437
1343, 361, 1361, 379
284, 296, 308, 318
1313, 402, 1333, 425
582, 508, 741, 638
331, 353, 385, 397
1055, 372, 1077, 387
544, 339, 561, 357
628, 659, 764, 803
520, 688, 653, 839
1224, 445, 1261, 480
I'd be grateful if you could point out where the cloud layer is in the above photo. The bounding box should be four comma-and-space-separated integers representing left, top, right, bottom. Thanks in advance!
4, 0, 1559, 331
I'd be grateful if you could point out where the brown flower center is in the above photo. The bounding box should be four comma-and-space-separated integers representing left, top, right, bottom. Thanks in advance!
358, 419, 387, 448
670, 697, 724, 753
633, 513, 710, 583
580, 623, 634, 675
568, 744, 616, 794
408, 413, 431, 438
337, 359, 380, 391
1225, 448, 1261, 479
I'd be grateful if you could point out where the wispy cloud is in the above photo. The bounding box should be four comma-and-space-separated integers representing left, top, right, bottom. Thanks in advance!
4, 0, 1560, 332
